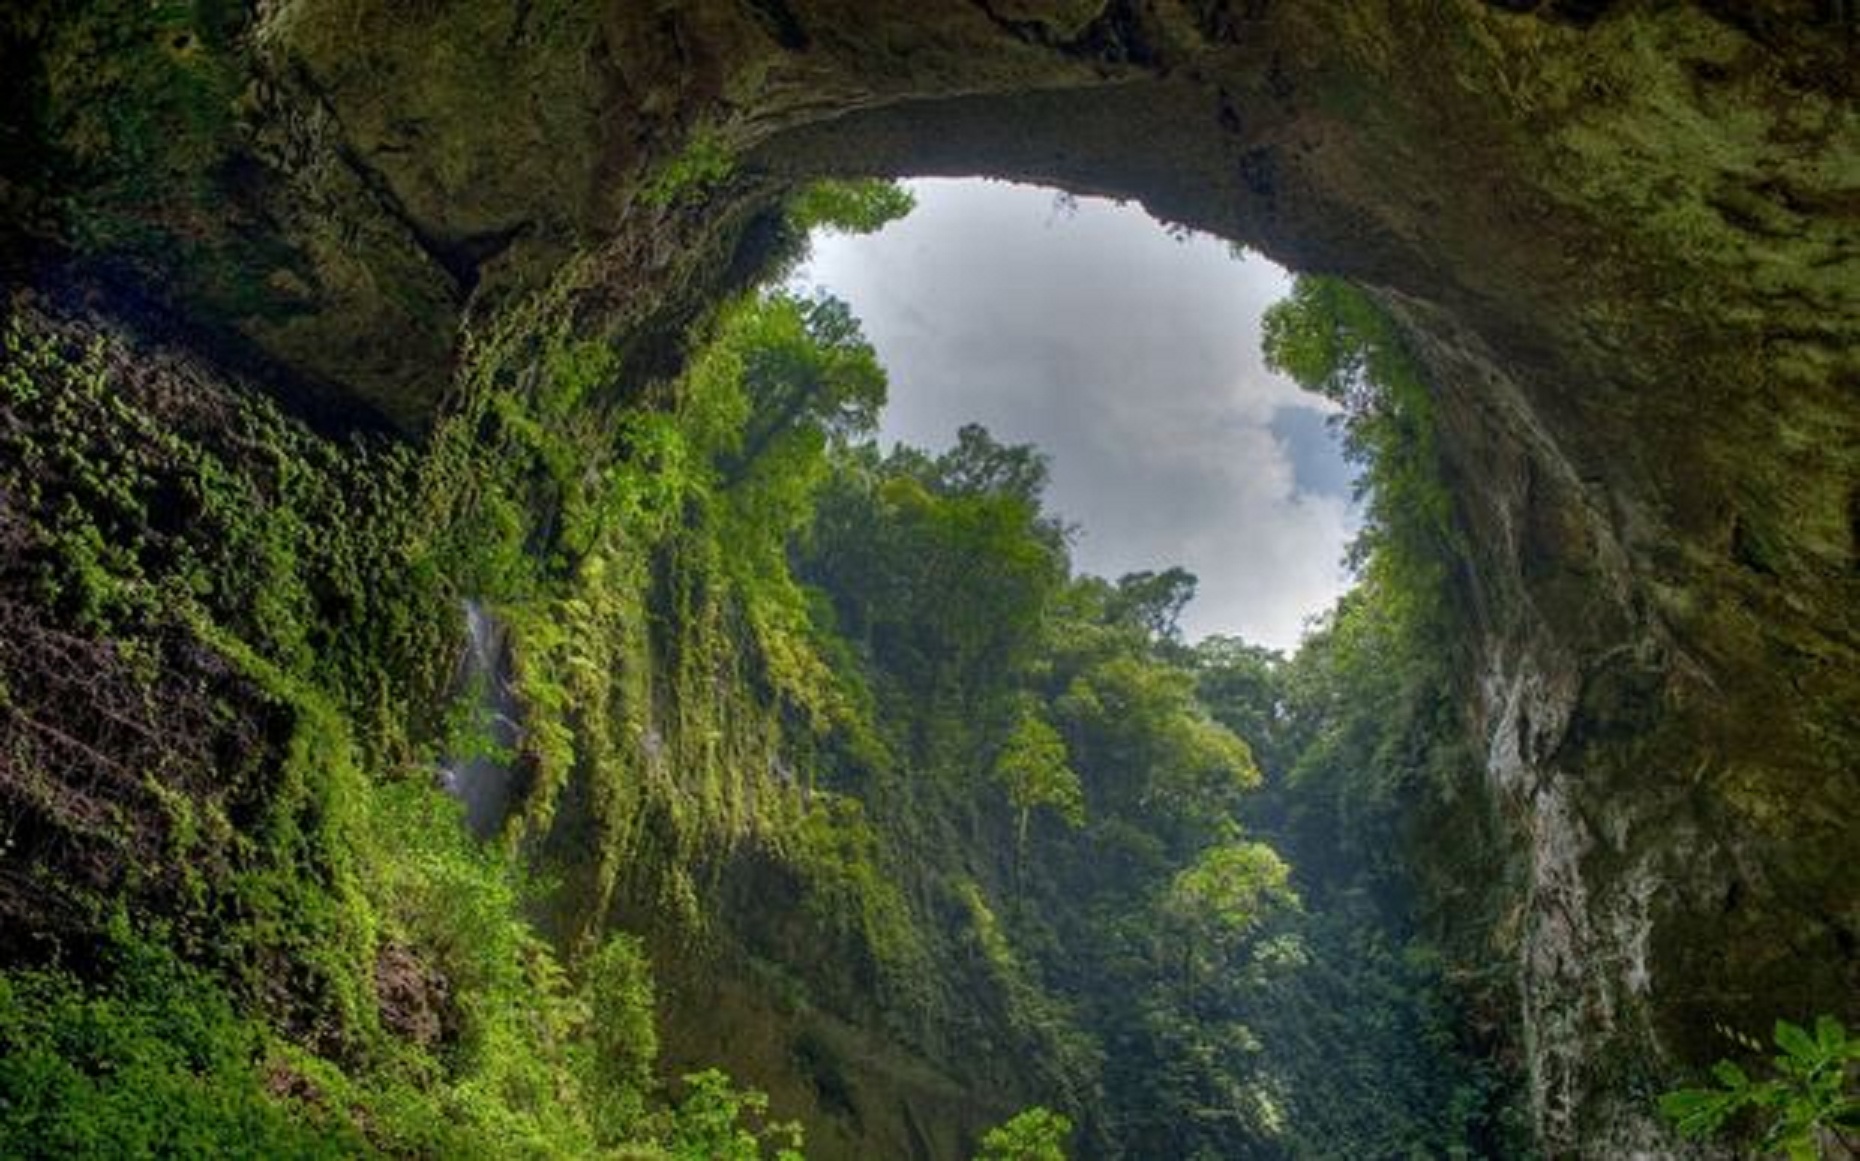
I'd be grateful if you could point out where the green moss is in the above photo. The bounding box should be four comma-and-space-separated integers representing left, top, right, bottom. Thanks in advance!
22, 1, 314, 321
0, 298, 835, 1155
790, 795, 929, 993
640, 130, 737, 209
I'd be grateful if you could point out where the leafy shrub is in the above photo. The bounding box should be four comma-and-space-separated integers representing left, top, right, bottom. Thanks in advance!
785, 179, 917, 237
0, 923, 361, 1160
1660, 1016, 1860, 1159
664, 1069, 805, 1160
974, 1106, 1073, 1161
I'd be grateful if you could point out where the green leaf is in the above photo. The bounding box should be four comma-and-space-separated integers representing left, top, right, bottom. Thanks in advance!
1658, 1088, 1735, 1136
1711, 1060, 1751, 1090
1774, 1020, 1817, 1062
1813, 1015, 1850, 1056
1760, 1109, 1820, 1161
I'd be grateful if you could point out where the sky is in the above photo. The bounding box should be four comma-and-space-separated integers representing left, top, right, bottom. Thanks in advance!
792, 178, 1359, 652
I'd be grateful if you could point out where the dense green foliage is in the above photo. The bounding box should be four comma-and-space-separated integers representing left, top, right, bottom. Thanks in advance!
796, 429, 1283, 1143
775, 276, 1523, 1151
0, 919, 359, 1160
1660, 1017, 1860, 1159
1232, 274, 1529, 1155
1261, 275, 1458, 608
0, 179, 913, 1158
785, 180, 919, 240
1188, 608, 1526, 1157
0, 174, 1516, 1160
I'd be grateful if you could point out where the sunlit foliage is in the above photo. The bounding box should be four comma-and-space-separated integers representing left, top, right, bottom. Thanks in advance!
974, 1106, 1074, 1161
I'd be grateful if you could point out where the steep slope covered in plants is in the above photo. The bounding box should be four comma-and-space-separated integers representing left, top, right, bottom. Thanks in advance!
0, 190, 955, 1157
0, 224, 1497, 1159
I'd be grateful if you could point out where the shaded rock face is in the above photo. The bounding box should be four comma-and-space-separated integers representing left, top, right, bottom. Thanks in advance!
6, 1, 1856, 1154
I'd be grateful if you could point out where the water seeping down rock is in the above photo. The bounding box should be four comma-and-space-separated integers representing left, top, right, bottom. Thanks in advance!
439, 600, 525, 839
2, 1, 1856, 1155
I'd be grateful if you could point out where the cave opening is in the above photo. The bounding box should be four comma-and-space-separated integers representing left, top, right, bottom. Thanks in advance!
790, 176, 1358, 649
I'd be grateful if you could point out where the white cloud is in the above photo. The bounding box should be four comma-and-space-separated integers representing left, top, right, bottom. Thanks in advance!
794, 178, 1358, 651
